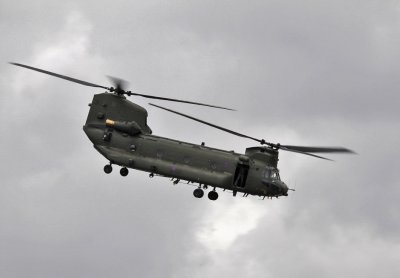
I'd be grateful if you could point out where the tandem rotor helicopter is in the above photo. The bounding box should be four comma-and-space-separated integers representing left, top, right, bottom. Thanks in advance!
10, 62, 354, 201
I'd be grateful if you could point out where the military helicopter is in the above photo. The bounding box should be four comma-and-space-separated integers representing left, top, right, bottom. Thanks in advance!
10, 62, 354, 201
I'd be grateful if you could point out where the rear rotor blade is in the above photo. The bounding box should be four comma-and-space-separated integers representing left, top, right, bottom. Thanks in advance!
137, 94, 235, 111
149, 103, 261, 142
9, 62, 110, 90
107, 75, 128, 94
10, 62, 235, 110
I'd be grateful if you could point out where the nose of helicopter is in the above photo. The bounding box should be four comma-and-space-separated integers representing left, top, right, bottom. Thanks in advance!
280, 182, 289, 196
262, 179, 289, 197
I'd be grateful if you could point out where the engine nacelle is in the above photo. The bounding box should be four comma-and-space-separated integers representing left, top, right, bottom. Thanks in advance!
106, 119, 142, 135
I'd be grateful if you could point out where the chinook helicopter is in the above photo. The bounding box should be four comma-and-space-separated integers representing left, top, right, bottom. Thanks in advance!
10, 62, 354, 201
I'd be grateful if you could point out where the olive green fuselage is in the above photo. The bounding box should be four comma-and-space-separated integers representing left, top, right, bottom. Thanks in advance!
83, 93, 288, 197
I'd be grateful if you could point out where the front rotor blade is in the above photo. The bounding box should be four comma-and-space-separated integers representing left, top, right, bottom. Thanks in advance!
9, 62, 110, 90
150, 103, 354, 160
280, 145, 355, 154
149, 103, 262, 143
136, 93, 235, 111
279, 146, 332, 160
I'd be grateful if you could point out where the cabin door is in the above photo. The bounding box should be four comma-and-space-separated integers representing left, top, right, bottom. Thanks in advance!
233, 162, 249, 188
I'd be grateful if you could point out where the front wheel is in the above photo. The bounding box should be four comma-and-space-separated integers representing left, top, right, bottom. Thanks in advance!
208, 191, 218, 201
120, 167, 129, 177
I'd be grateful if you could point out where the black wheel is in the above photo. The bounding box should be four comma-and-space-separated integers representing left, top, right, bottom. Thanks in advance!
208, 191, 218, 201
193, 188, 204, 198
104, 164, 112, 174
120, 167, 129, 177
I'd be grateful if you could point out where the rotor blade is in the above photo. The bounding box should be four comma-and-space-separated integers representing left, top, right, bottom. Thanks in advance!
10, 62, 235, 110
149, 103, 262, 143
280, 145, 355, 154
149, 103, 353, 160
107, 75, 128, 92
9, 62, 110, 90
278, 146, 332, 161
136, 93, 235, 111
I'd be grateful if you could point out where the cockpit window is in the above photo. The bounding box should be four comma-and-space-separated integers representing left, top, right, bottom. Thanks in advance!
264, 168, 280, 180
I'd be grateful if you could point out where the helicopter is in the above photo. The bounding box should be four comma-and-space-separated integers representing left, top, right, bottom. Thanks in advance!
10, 62, 354, 201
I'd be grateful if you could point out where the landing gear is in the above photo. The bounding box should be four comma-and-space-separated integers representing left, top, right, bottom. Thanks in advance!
193, 188, 204, 198
120, 167, 129, 177
208, 190, 218, 201
103, 164, 129, 177
104, 164, 113, 174
173, 179, 180, 185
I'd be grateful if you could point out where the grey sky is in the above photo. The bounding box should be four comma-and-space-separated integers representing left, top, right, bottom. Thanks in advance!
1, 1, 399, 277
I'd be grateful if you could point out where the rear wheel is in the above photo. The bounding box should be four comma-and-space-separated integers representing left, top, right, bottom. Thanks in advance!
104, 164, 112, 174
193, 188, 204, 198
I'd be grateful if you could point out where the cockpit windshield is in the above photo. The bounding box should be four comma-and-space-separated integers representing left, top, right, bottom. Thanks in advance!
264, 167, 280, 180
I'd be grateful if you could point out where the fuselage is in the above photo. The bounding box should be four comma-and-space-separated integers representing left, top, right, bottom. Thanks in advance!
83, 93, 288, 198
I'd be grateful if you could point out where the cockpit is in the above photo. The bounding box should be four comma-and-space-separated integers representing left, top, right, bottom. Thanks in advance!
263, 167, 280, 181
261, 167, 288, 196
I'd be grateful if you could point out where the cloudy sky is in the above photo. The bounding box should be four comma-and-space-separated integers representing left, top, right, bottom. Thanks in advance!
1, 0, 399, 277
